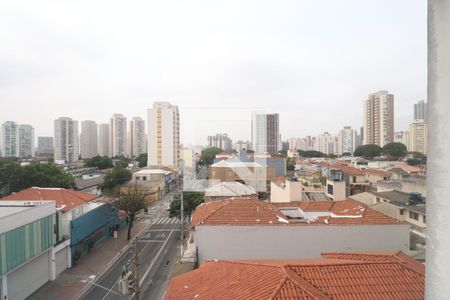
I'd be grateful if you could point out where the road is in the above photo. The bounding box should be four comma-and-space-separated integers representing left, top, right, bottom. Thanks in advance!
79, 192, 186, 300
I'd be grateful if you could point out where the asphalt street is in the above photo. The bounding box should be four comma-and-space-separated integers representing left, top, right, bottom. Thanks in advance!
80, 192, 186, 300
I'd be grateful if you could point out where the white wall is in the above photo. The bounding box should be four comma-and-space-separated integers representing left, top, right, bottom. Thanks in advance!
195, 224, 410, 263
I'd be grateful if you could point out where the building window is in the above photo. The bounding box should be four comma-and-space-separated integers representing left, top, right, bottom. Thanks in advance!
352, 176, 356, 183
135, 176, 140, 180
142, 176, 147, 181
423, 215, 426, 224
409, 211, 419, 221
376, 197, 380, 203
327, 184, 334, 195
399, 209, 404, 215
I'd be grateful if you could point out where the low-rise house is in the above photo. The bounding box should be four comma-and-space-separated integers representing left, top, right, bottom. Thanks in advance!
1, 187, 122, 264
189, 198, 409, 264
325, 164, 369, 200
165, 251, 424, 300
0, 201, 65, 300
204, 182, 257, 202
270, 177, 302, 202
363, 168, 391, 186
377, 175, 427, 197
350, 190, 426, 252
133, 168, 175, 196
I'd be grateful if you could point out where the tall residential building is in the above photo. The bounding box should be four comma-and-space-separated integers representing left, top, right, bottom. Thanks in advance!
98, 123, 110, 156
109, 114, 127, 157
234, 140, 251, 152
18, 124, 35, 157
251, 113, 280, 154
1, 121, 19, 157
288, 137, 301, 151
207, 133, 232, 152
147, 102, 180, 167
408, 120, 428, 154
129, 117, 146, 157
317, 132, 336, 155
394, 131, 409, 148
37, 137, 54, 156
414, 100, 427, 122
363, 90, 394, 147
54, 117, 79, 163
80, 120, 98, 159
338, 126, 357, 155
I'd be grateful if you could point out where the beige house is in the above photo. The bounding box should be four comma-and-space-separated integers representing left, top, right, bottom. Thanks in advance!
270, 178, 302, 202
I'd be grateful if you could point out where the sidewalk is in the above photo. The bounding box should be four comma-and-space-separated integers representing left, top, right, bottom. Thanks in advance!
28, 221, 147, 300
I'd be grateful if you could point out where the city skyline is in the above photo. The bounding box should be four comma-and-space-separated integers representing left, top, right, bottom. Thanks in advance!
0, 0, 426, 144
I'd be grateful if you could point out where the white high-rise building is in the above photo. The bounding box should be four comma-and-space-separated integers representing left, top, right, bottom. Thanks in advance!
1, 121, 19, 157
129, 117, 146, 157
109, 114, 127, 157
338, 126, 356, 155
363, 90, 394, 147
18, 124, 35, 157
147, 102, 180, 167
207, 133, 232, 152
408, 120, 428, 154
317, 132, 336, 155
98, 124, 110, 157
251, 113, 280, 154
288, 137, 302, 151
80, 120, 98, 159
54, 117, 79, 163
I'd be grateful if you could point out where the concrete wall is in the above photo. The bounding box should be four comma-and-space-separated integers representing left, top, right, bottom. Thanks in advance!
195, 224, 410, 263
270, 180, 302, 202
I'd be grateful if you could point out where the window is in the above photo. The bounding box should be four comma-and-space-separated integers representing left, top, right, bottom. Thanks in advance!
409, 211, 419, 220
423, 215, 426, 224
327, 184, 334, 195
142, 176, 147, 181
135, 176, 140, 180
399, 209, 404, 215
352, 176, 356, 183
376, 197, 380, 203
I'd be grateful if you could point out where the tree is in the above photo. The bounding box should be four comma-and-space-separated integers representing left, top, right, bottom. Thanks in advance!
136, 153, 148, 168
119, 183, 147, 240
298, 150, 327, 158
99, 165, 132, 196
169, 191, 204, 218
407, 152, 427, 166
354, 144, 382, 159
382, 142, 407, 160
199, 147, 222, 166
84, 155, 113, 169
0, 160, 74, 197
286, 158, 296, 171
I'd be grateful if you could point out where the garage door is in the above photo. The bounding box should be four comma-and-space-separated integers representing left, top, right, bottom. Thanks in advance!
8, 251, 50, 300
55, 248, 68, 277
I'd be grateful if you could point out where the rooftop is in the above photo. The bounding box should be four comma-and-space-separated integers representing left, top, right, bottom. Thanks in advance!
1, 187, 99, 212
372, 190, 426, 214
191, 198, 402, 227
330, 164, 365, 176
363, 168, 391, 177
165, 251, 424, 300
211, 160, 264, 168
205, 182, 257, 197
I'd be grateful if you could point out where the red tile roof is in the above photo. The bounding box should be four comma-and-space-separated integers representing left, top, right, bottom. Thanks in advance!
165, 252, 424, 300
363, 168, 391, 177
330, 164, 365, 175
1, 187, 99, 212
191, 198, 401, 227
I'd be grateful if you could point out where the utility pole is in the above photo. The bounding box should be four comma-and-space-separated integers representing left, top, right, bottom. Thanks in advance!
180, 176, 184, 258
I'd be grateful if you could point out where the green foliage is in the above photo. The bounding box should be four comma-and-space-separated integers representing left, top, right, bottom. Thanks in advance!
84, 155, 113, 169
199, 147, 222, 166
406, 152, 427, 166
354, 144, 382, 159
286, 158, 296, 171
382, 142, 407, 160
298, 150, 327, 158
169, 191, 204, 218
136, 153, 148, 168
0, 160, 75, 197
99, 165, 132, 195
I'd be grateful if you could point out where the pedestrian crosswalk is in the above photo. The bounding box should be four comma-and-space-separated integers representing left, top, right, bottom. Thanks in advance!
153, 217, 180, 225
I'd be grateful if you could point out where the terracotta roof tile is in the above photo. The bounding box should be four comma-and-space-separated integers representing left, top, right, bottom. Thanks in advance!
165, 252, 424, 300
192, 199, 401, 227
363, 168, 391, 177
1, 187, 98, 212
330, 164, 365, 175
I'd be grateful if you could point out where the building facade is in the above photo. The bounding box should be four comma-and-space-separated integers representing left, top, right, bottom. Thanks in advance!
98, 123, 110, 157
251, 113, 280, 154
54, 117, 79, 163
408, 119, 428, 154
363, 90, 394, 147
147, 102, 180, 167
234, 140, 251, 152
109, 114, 127, 157
338, 126, 356, 155
394, 131, 409, 147
317, 132, 337, 155
1, 122, 34, 158
129, 117, 146, 157
207, 133, 232, 152
80, 120, 98, 159
414, 100, 427, 122
37, 137, 54, 156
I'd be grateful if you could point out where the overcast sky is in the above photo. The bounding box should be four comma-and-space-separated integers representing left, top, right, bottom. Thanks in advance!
0, 0, 426, 146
